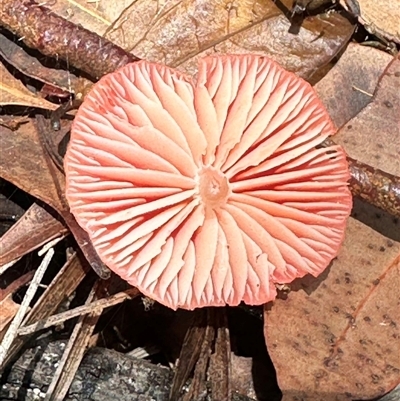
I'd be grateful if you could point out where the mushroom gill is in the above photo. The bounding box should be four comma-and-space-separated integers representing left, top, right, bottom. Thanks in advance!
64, 55, 352, 310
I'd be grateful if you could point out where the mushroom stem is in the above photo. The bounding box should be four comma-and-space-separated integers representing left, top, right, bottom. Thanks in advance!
321, 138, 400, 217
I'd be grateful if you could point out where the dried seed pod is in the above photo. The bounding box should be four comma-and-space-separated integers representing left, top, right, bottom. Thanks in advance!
0, 0, 139, 79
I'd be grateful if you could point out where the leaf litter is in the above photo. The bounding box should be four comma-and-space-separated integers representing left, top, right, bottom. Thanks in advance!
0, 0, 399, 400
264, 219, 400, 400
0, 63, 57, 110
264, 44, 400, 401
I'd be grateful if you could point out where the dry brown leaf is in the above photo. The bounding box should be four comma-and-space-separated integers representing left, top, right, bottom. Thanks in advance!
315, 43, 393, 129
333, 54, 400, 177
101, 0, 354, 79
0, 203, 68, 267
0, 120, 66, 213
340, 0, 400, 44
35, 0, 355, 84
264, 218, 400, 400
179, 11, 354, 79
45, 0, 354, 79
0, 63, 57, 110
264, 48, 400, 401
52, 0, 136, 30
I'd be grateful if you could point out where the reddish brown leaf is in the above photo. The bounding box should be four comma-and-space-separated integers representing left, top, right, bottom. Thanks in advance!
264, 219, 400, 400
0, 32, 86, 95
264, 51, 400, 401
0, 120, 66, 213
0, 203, 68, 267
0, 63, 57, 110
0, 118, 111, 279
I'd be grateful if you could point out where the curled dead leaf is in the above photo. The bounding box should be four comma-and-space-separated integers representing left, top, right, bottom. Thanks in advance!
0, 63, 57, 110
0, 120, 66, 213
0, 203, 68, 268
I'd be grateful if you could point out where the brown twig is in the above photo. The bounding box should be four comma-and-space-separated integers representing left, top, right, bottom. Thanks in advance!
322, 138, 400, 218
0, 0, 139, 80
348, 157, 400, 217
43, 280, 101, 401
18, 287, 140, 336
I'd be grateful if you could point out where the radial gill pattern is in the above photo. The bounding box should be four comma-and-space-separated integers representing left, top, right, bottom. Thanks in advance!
65, 55, 352, 310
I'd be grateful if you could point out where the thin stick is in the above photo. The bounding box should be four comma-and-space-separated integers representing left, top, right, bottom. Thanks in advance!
38, 235, 65, 256
0, 248, 54, 367
44, 281, 99, 401
0, 257, 21, 275
18, 287, 140, 336
352, 85, 373, 96
0, 252, 87, 371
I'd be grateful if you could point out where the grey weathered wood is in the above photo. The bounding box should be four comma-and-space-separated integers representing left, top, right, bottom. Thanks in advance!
0, 338, 172, 401
2, 336, 396, 401
0, 338, 255, 401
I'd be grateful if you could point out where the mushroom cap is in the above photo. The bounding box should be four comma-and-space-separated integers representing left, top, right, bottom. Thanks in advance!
65, 55, 352, 310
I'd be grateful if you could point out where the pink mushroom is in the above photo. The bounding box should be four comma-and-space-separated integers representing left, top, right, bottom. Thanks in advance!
64, 55, 352, 310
